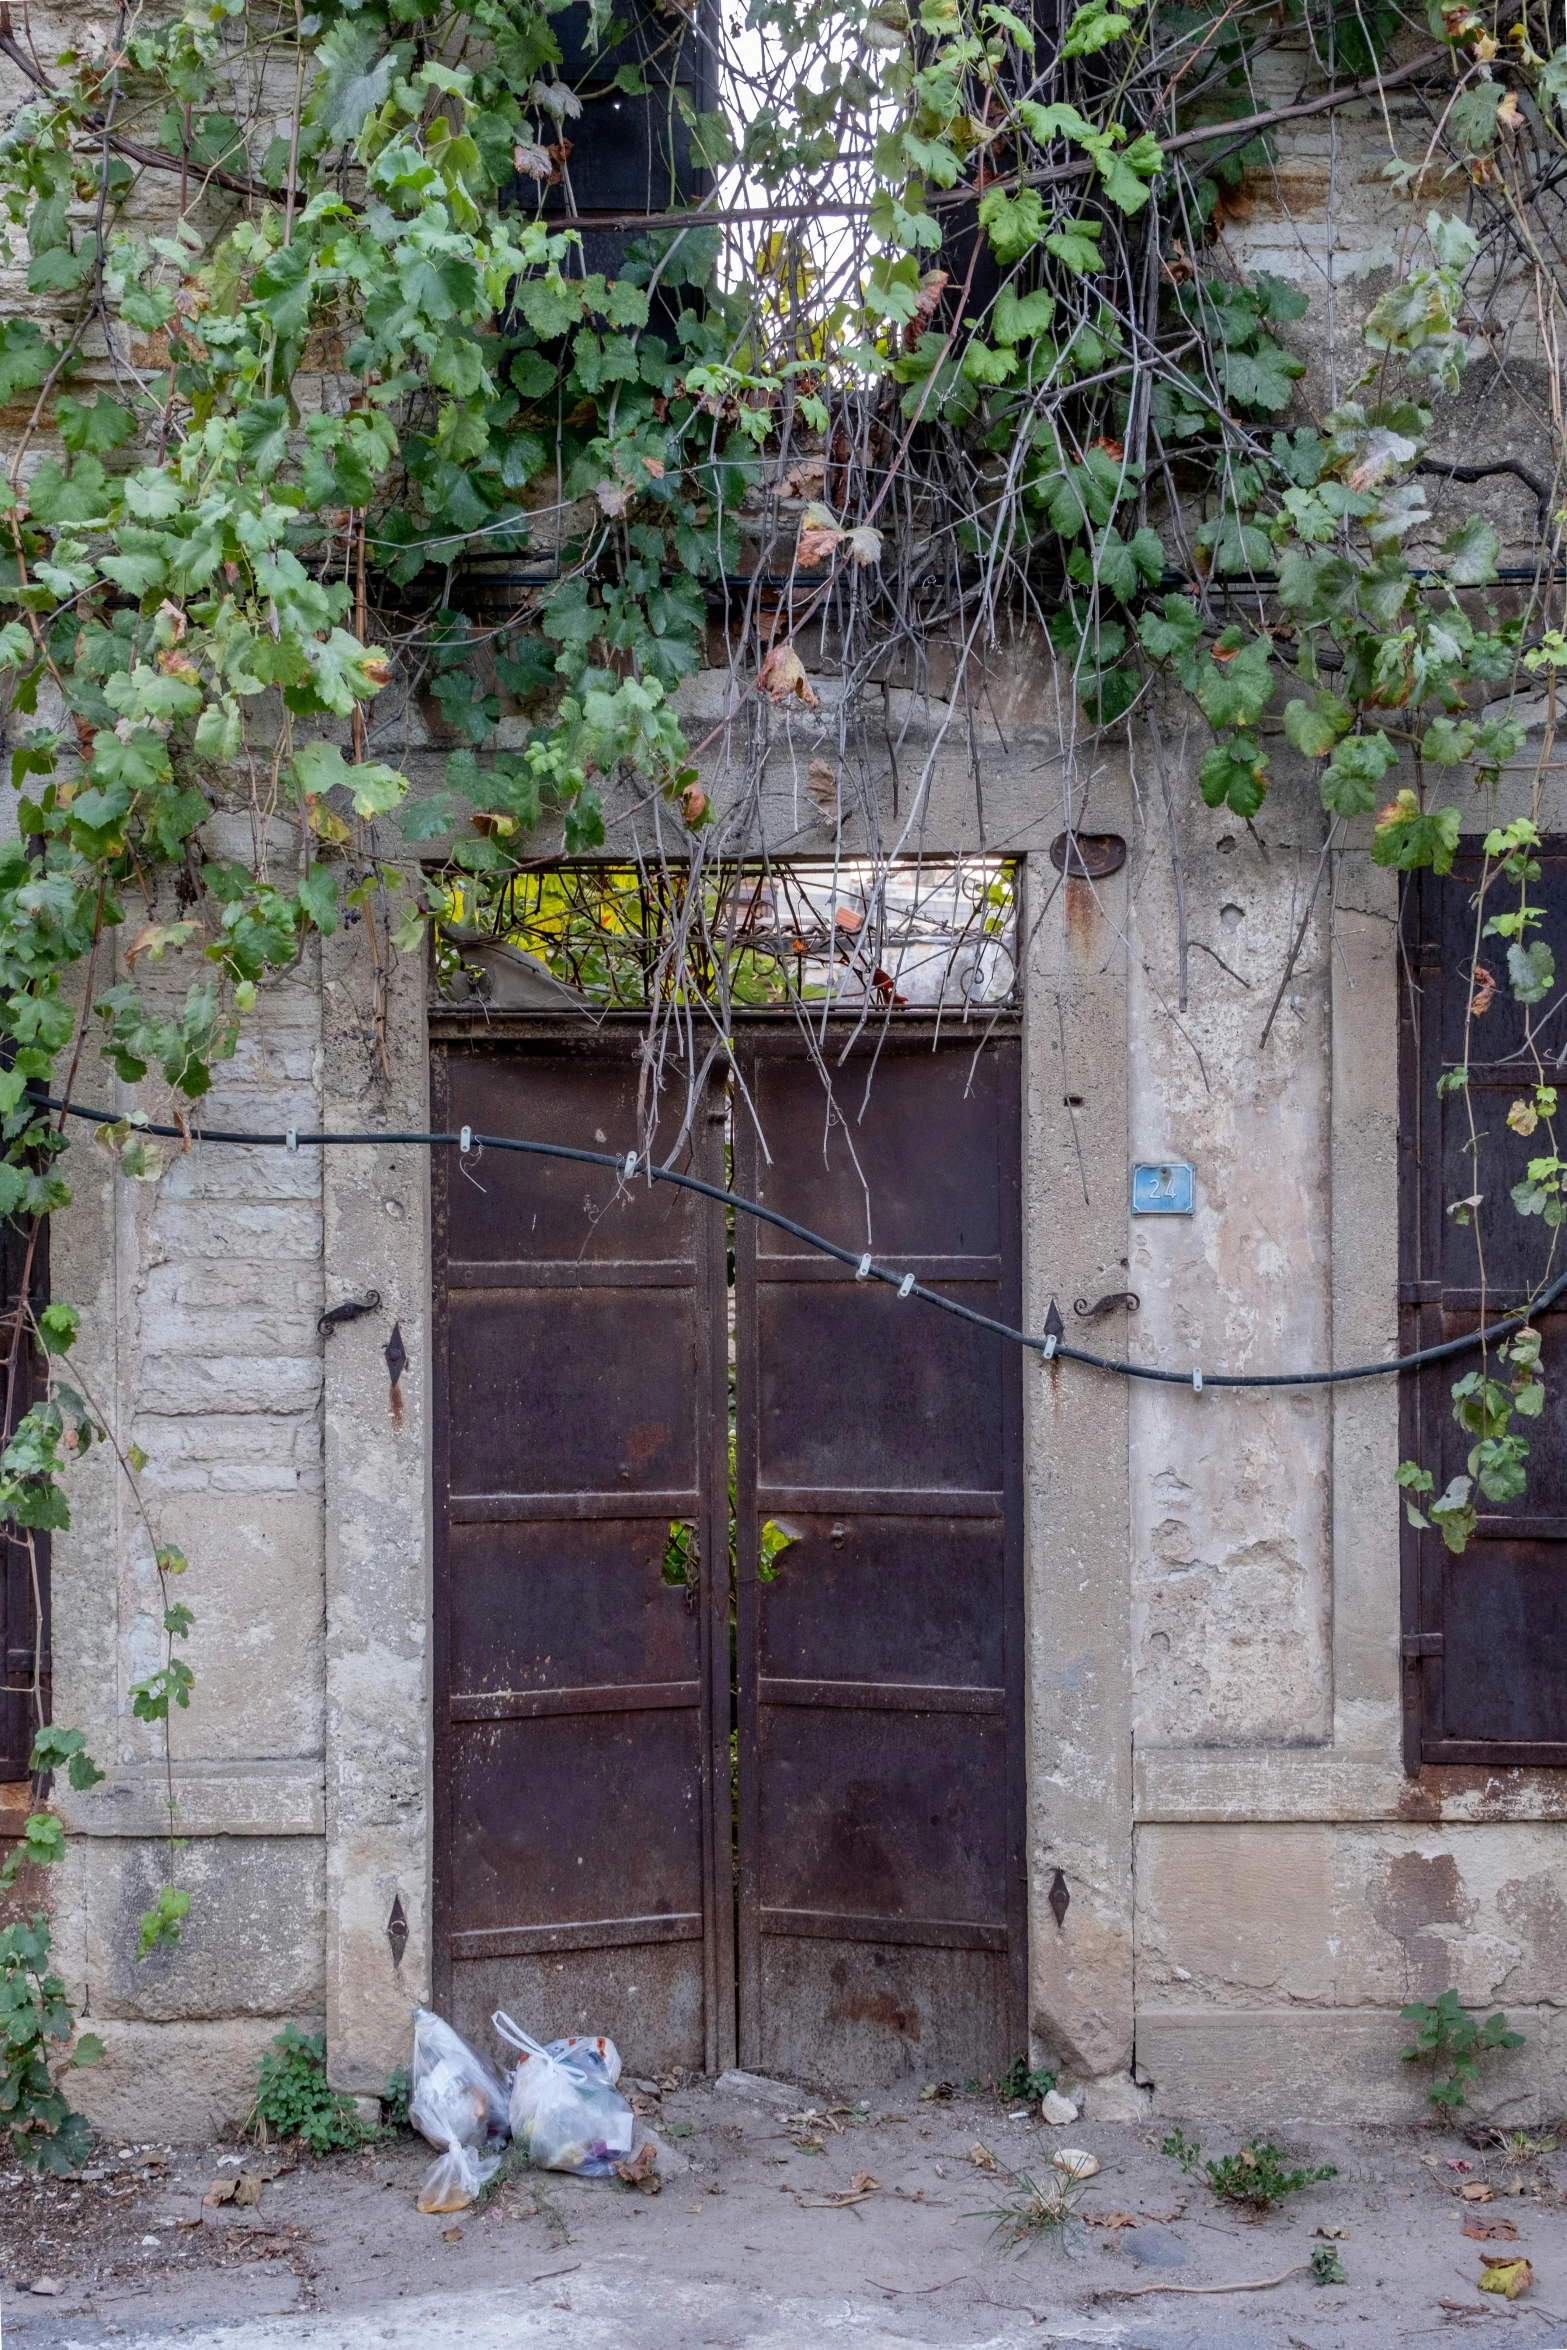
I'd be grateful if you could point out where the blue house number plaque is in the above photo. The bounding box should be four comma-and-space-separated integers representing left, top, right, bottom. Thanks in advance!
1132, 1161, 1195, 1215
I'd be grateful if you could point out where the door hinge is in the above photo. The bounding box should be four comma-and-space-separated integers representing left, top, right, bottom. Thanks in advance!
1401, 1632, 1444, 1658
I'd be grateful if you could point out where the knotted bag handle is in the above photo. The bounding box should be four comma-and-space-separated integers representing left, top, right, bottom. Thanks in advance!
492, 2010, 589, 2083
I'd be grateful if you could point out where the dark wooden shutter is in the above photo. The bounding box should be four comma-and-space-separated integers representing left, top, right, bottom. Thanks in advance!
1401, 844, 1567, 1766
529, 0, 714, 270
0, 1211, 47, 1782
732, 1029, 1026, 2083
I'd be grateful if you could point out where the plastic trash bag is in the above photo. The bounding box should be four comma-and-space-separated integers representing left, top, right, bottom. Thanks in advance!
409, 2008, 510, 2213
493, 2011, 634, 2176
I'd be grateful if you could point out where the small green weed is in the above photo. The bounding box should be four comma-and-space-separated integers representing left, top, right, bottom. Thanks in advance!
973, 2161, 1088, 2251
1400, 1991, 1525, 2109
474, 2138, 533, 2208
249, 2026, 382, 2156
1161, 2125, 1337, 2213
382, 2067, 412, 2133
1000, 2055, 1058, 2103
1310, 2241, 1347, 2284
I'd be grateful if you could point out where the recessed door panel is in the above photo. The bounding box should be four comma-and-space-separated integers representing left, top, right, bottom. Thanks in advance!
734, 1034, 1026, 2083
432, 1040, 731, 2073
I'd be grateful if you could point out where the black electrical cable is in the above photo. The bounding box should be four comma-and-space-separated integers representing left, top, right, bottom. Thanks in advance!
28, 1091, 1567, 1390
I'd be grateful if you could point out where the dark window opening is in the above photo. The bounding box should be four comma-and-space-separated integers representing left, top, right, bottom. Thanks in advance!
0, 1212, 49, 1784
1400, 844, 1567, 1768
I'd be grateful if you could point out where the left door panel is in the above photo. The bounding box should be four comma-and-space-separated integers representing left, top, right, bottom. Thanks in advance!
432, 1040, 732, 2074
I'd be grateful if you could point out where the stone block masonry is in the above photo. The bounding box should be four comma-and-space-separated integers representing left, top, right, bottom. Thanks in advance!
44, 896, 333, 2137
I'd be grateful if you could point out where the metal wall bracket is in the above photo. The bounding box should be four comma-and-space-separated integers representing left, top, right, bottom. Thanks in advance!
1074, 1290, 1140, 1320
386, 1893, 408, 1969
1048, 1868, 1070, 1929
318, 1289, 382, 1337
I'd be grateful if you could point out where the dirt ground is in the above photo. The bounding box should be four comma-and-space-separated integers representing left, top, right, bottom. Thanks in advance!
3, 2070, 1567, 2349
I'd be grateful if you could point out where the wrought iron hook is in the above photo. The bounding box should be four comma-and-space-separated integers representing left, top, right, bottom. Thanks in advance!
1073, 1290, 1140, 1321
317, 1289, 382, 1337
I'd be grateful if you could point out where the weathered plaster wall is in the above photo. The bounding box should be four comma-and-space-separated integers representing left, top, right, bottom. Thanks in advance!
43, 900, 332, 2134
1128, 781, 1334, 1752
319, 926, 434, 2096
1112, 55, 1567, 2125
1137, 1825, 1567, 2120
45, 655, 1567, 2134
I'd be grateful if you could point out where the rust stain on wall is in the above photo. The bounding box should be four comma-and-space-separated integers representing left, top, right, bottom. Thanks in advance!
1398, 1767, 1567, 1824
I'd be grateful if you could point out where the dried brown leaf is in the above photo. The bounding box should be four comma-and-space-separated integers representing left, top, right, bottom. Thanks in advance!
615, 2142, 662, 2194
806, 757, 837, 816
204, 2170, 263, 2208
902, 267, 949, 351
781, 457, 826, 499
759, 644, 819, 707
796, 526, 841, 569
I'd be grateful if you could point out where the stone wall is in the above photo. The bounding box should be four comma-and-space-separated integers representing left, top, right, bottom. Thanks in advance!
45, 895, 331, 2136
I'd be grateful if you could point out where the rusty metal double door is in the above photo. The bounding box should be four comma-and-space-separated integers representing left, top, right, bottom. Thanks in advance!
432, 1027, 1026, 2083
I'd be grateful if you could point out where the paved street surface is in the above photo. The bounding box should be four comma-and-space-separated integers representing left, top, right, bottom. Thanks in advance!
3, 2071, 1566, 2348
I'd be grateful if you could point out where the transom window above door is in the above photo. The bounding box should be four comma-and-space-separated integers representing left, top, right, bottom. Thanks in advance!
432, 856, 1018, 1015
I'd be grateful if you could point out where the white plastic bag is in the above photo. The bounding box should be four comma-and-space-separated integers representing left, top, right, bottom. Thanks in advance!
493, 2011, 634, 2176
408, 2007, 510, 2213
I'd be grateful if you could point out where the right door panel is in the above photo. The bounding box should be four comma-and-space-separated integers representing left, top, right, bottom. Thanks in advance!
733, 1032, 1026, 2083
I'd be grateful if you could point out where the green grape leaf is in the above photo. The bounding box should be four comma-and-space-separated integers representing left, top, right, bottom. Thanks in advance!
1283, 692, 1352, 758
1199, 734, 1270, 818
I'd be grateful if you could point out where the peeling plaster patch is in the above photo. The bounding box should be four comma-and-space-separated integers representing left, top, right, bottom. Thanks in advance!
1368, 1847, 1486, 2003
1137, 1529, 1326, 1743
1372, 1847, 1473, 1936
1399, 1768, 1567, 1824
1496, 1871, 1567, 2002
